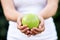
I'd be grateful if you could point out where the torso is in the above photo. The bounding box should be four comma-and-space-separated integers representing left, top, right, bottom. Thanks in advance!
7, 0, 57, 40
13, 0, 47, 14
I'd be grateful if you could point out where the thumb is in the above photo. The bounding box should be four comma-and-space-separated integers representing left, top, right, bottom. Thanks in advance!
17, 16, 22, 26
39, 16, 44, 27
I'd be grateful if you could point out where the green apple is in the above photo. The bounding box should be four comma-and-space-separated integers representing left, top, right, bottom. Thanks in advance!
22, 14, 40, 29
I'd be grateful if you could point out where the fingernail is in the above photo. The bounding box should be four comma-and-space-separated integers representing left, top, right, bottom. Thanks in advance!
19, 24, 21, 26
24, 25, 27, 26
30, 31, 32, 34
27, 28, 29, 29
39, 26, 41, 28
31, 29, 33, 31
27, 30, 29, 32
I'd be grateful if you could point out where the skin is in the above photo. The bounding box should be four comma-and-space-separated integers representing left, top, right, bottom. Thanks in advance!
31, 0, 59, 35
39, 0, 59, 19
1, 0, 30, 36
1, 0, 59, 36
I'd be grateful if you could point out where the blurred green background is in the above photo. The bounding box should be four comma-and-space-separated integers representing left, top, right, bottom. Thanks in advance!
0, 3, 9, 40
0, 1, 60, 40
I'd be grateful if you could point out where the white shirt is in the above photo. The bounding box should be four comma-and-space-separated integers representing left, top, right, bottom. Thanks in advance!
7, 0, 57, 40
13, 0, 47, 14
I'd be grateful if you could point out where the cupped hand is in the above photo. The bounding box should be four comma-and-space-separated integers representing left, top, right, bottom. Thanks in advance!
31, 16, 45, 35
17, 15, 31, 36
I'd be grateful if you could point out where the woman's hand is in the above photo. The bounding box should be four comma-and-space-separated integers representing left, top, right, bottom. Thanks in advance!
31, 16, 45, 35
17, 15, 31, 36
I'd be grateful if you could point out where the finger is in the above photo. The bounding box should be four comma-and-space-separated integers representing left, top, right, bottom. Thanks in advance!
40, 26, 45, 32
29, 31, 32, 35
17, 16, 22, 26
17, 26, 26, 30
27, 34, 31, 37
34, 27, 45, 34
25, 30, 31, 36
39, 21, 44, 29
31, 28, 38, 35
17, 24, 21, 29
33, 24, 45, 32
33, 28, 41, 32
39, 26, 45, 32
19, 25, 28, 30
25, 31, 31, 37
21, 28, 29, 33
32, 27, 42, 34
39, 17, 44, 27
25, 30, 30, 34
